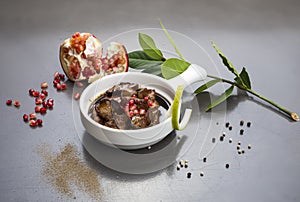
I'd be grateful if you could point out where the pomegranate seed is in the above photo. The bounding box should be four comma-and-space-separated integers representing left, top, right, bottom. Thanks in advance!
53, 80, 59, 87
35, 106, 41, 113
23, 114, 29, 122
42, 101, 48, 108
129, 111, 134, 117
40, 107, 47, 114
41, 90, 48, 96
13, 100, 20, 107
32, 91, 40, 97
61, 83, 67, 90
39, 93, 46, 100
139, 108, 146, 115
29, 113, 36, 120
36, 119, 43, 126
47, 98, 54, 103
74, 93, 80, 100
41, 82, 48, 89
47, 101, 54, 108
131, 94, 137, 98
54, 71, 60, 80
6, 99, 12, 105
35, 97, 43, 105
144, 96, 149, 101
59, 74, 65, 80
29, 89, 35, 96
56, 83, 62, 91
129, 99, 135, 106
130, 104, 137, 111
148, 101, 154, 107
29, 120, 37, 127
133, 109, 139, 115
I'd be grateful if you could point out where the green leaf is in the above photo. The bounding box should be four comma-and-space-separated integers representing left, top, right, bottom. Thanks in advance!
194, 79, 221, 94
160, 21, 185, 61
239, 67, 251, 89
128, 50, 156, 61
161, 58, 190, 79
206, 85, 234, 111
128, 50, 163, 69
211, 41, 239, 77
138, 33, 164, 61
142, 66, 162, 76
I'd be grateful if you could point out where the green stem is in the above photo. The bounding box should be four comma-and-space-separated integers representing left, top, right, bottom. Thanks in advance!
207, 74, 299, 121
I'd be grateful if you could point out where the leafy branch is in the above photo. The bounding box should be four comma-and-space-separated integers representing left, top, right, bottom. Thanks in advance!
128, 23, 299, 122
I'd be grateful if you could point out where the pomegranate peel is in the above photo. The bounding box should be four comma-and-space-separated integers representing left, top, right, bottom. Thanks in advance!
59, 32, 128, 83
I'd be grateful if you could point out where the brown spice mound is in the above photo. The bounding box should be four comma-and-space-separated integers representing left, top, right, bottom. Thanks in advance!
36, 143, 102, 199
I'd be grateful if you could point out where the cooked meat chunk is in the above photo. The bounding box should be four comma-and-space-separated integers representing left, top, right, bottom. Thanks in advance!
137, 88, 155, 100
90, 82, 166, 130
95, 98, 112, 120
114, 113, 131, 130
131, 116, 150, 129
147, 106, 161, 125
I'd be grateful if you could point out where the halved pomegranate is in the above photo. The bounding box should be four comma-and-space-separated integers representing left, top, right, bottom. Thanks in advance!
59, 32, 128, 83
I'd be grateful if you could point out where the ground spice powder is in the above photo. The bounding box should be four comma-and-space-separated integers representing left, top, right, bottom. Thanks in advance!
37, 143, 102, 199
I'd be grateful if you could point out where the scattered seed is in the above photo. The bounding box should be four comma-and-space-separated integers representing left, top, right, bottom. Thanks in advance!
29, 119, 37, 127
248, 144, 252, 149
184, 160, 189, 164
36, 119, 43, 126
203, 157, 207, 163
237, 141, 241, 145
238, 149, 242, 154
187, 172, 192, 179
241, 149, 245, 154
184, 163, 188, 168
41, 90, 48, 96
23, 114, 29, 122
225, 122, 230, 128
29, 113, 37, 120
240, 120, 244, 126
13, 100, 20, 107
240, 129, 244, 135
247, 122, 251, 127
229, 138, 232, 143
176, 165, 180, 171
212, 137, 216, 143
6, 99, 12, 105
40, 107, 47, 114
237, 145, 241, 150
56, 83, 62, 91
35, 106, 41, 113
225, 163, 230, 169
61, 83, 67, 90
54, 71, 60, 80
200, 172, 204, 177
29, 89, 35, 96
228, 126, 232, 131
222, 132, 226, 137
74, 93, 80, 100
32, 91, 40, 97
41, 82, 48, 89
220, 136, 224, 141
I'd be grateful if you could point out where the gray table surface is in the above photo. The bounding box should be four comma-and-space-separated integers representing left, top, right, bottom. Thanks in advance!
1, 0, 300, 201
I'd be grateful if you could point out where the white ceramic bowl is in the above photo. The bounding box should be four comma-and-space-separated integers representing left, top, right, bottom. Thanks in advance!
79, 64, 207, 149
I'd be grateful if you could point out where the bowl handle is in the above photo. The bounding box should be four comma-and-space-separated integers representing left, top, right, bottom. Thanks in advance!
167, 64, 207, 90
